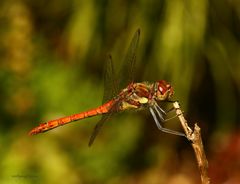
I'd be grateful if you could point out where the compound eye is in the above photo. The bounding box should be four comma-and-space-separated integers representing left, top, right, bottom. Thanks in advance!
158, 86, 164, 94
157, 80, 172, 96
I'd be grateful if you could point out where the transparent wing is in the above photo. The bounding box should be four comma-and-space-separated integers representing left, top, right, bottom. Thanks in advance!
88, 101, 120, 146
118, 29, 140, 90
88, 55, 117, 146
102, 55, 118, 103
88, 112, 111, 146
89, 29, 141, 146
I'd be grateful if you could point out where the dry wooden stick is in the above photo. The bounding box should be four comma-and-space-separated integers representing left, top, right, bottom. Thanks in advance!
173, 102, 210, 184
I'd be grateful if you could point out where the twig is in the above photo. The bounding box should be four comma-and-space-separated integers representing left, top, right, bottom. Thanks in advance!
173, 102, 210, 184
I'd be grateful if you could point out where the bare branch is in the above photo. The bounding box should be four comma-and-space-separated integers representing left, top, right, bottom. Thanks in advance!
173, 102, 210, 184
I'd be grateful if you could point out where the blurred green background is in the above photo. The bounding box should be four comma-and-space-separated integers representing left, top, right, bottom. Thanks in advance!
0, 0, 239, 183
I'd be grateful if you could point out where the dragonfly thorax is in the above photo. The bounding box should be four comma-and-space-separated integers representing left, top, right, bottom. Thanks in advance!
154, 80, 174, 101
116, 81, 173, 111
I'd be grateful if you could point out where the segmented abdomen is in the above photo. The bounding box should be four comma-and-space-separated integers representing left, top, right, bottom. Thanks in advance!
29, 100, 114, 135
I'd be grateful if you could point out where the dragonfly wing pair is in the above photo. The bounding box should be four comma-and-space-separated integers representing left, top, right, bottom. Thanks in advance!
88, 29, 140, 146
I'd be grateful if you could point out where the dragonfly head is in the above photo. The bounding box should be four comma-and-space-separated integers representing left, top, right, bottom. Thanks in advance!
155, 80, 174, 101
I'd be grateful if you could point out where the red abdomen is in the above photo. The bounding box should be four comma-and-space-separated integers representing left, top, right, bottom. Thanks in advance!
29, 100, 114, 135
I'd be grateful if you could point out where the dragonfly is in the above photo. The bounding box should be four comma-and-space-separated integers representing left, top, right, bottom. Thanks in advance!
29, 29, 186, 146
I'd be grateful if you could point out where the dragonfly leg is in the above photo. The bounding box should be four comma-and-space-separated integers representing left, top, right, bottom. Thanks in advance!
155, 102, 184, 120
155, 103, 178, 122
149, 107, 186, 137
165, 106, 175, 113
163, 112, 184, 122
153, 103, 165, 121
163, 100, 179, 112
154, 103, 167, 115
160, 107, 185, 122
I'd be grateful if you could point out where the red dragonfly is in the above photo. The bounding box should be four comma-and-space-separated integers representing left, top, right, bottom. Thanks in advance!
29, 29, 185, 146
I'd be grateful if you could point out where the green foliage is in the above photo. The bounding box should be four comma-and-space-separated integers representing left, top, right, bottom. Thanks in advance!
0, 0, 239, 183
